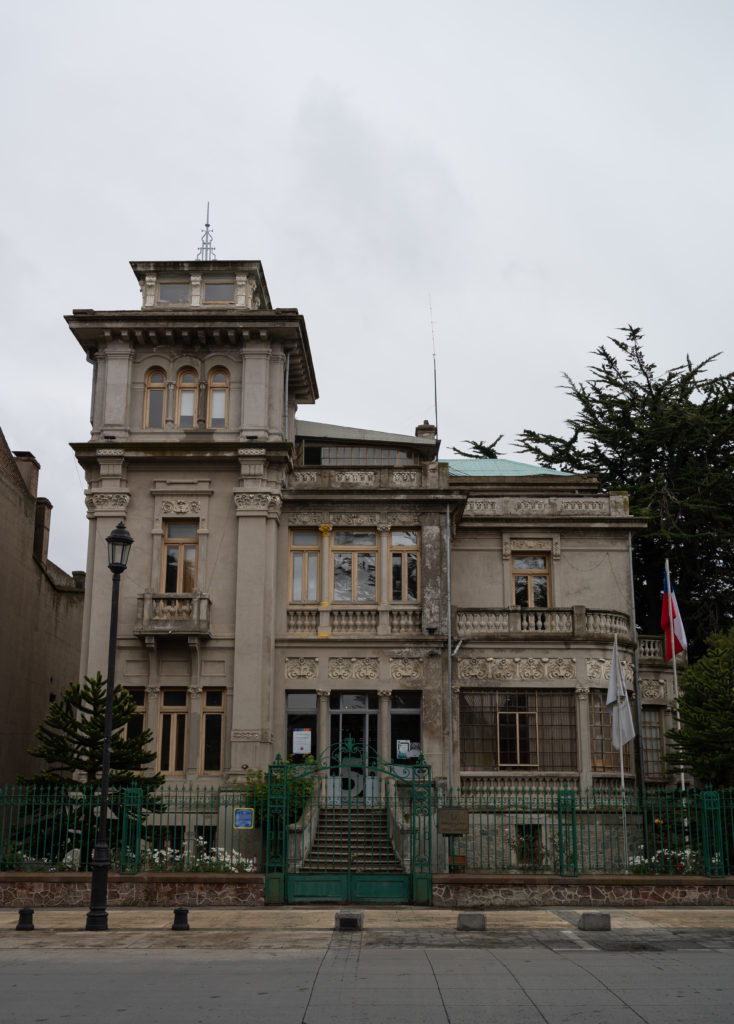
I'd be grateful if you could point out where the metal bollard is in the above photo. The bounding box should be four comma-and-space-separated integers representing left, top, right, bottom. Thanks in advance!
172, 907, 190, 931
16, 908, 35, 931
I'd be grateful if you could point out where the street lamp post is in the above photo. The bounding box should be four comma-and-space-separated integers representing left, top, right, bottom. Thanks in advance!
86, 521, 133, 932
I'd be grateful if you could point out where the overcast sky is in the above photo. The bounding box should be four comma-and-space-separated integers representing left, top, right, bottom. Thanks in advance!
2, 0, 732, 573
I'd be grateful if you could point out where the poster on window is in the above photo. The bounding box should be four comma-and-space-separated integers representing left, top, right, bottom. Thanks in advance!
292, 728, 312, 755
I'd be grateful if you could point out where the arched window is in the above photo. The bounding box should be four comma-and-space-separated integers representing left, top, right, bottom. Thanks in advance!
176, 369, 198, 428
145, 369, 167, 428
208, 368, 229, 428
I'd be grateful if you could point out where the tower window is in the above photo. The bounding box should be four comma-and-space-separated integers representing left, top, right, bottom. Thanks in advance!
176, 370, 198, 427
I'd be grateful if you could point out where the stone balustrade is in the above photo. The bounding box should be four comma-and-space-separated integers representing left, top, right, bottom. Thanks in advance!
135, 591, 212, 639
456, 607, 631, 639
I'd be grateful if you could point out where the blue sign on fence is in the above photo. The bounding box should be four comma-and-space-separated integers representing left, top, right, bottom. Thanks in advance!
234, 807, 255, 830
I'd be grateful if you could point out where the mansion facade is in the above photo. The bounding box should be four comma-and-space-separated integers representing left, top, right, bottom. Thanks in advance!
68, 257, 675, 791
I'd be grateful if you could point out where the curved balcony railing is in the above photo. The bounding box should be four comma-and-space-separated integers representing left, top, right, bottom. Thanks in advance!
135, 591, 212, 640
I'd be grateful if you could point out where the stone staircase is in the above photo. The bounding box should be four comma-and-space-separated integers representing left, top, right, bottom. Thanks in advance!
302, 807, 403, 873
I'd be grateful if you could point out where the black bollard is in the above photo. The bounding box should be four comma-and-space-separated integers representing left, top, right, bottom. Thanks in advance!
16, 908, 34, 931
172, 907, 190, 931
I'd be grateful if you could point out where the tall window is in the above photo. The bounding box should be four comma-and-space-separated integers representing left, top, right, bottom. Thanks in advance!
642, 706, 666, 780
460, 689, 577, 772
176, 369, 198, 427
290, 530, 320, 602
162, 521, 198, 593
145, 369, 166, 428
201, 690, 224, 774
207, 368, 229, 428
287, 692, 317, 761
390, 692, 422, 762
159, 689, 188, 774
512, 554, 549, 607
590, 690, 632, 772
390, 530, 420, 602
332, 530, 377, 602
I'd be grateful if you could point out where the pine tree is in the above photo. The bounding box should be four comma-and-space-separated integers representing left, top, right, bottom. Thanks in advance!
21, 672, 162, 790
666, 628, 734, 786
514, 328, 734, 658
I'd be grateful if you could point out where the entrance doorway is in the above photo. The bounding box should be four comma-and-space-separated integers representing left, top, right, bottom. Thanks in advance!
329, 693, 377, 806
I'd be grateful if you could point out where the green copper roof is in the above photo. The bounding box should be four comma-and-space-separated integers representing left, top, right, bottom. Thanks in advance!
445, 458, 573, 477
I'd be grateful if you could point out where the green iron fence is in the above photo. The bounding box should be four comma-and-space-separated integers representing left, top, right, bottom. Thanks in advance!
1, 783, 733, 879
432, 785, 734, 876
0, 785, 268, 873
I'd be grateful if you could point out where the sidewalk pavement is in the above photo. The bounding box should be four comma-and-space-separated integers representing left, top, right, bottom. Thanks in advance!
3, 905, 734, 949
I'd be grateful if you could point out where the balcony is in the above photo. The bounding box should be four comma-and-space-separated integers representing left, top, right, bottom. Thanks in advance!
455, 607, 630, 639
286, 605, 423, 637
135, 591, 212, 643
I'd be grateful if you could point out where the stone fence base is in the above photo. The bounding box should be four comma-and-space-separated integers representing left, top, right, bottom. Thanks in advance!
2, 872, 734, 909
0, 872, 265, 908
431, 874, 734, 908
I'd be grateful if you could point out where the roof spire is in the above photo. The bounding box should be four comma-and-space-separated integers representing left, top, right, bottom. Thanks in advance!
196, 202, 216, 260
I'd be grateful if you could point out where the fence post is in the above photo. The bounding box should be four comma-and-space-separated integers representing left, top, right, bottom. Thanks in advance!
556, 789, 578, 876
119, 785, 143, 874
701, 790, 725, 877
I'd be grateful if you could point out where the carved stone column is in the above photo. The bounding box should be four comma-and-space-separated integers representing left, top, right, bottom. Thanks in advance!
575, 686, 592, 790
317, 689, 330, 756
318, 525, 332, 637
187, 686, 203, 776
378, 689, 392, 763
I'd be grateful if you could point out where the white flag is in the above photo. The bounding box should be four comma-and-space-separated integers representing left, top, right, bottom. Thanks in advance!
606, 635, 635, 749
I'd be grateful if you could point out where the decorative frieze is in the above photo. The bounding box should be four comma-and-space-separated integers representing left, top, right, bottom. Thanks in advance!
290, 470, 319, 485
389, 658, 424, 681
233, 492, 282, 513
238, 448, 266, 456
391, 470, 420, 486
96, 448, 125, 457
85, 492, 130, 511
333, 471, 375, 486
461, 495, 630, 520
161, 499, 201, 515
285, 657, 319, 680
457, 656, 577, 681
231, 729, 271, 742
586, 658, 634, 685
328, 657, 379, 680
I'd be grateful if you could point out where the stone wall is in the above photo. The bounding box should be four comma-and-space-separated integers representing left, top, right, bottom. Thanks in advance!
0, 873, 265, 908
432, 874, 734, 908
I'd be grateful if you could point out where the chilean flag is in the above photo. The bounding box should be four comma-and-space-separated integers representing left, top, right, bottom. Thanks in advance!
661, 567, 687, 661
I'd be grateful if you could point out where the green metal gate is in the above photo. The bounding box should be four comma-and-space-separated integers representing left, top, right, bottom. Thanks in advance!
265, 739, 431, 904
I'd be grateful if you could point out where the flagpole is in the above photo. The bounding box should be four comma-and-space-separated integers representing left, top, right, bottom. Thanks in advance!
664, 558, 686, 793
616, 633, 630, 872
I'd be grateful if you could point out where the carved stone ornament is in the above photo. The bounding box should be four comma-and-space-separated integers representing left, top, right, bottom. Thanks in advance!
233, 492, 282, 513
238, 448, 267, 456
576, 686, 591, 700
96, 449, 125, 457
290, 470, 319, 485
377, 689, 393, 698
290, 513, 321, 526
641, 679, 666, 700
231, 729, 268, 742
510, 498, 549, 515
457, 656, 576, 682
391, 470, 419, 486
85, 492, 130, 511
586, 658, 634, 685
389, 658, 424, 681
558, 498, 606, 515
285, 657, 319, 680
333, 471, 375, 486
465, 498, 501, 517
331, 512, 378, 526
161, 499, 201, 515
328, 657, 379, 680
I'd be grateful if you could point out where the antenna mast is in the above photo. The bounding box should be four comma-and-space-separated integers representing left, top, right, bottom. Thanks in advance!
429, 296, 439, 439
196, 203, 216, 260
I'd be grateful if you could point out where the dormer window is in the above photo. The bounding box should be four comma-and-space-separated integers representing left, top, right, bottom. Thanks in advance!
204, 280, 234, 303
158, 281, 189, 304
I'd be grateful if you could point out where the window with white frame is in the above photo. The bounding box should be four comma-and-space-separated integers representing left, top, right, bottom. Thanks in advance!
145, 369, 166, 429
207, 368, 229, 428
176, 369, 198, 427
